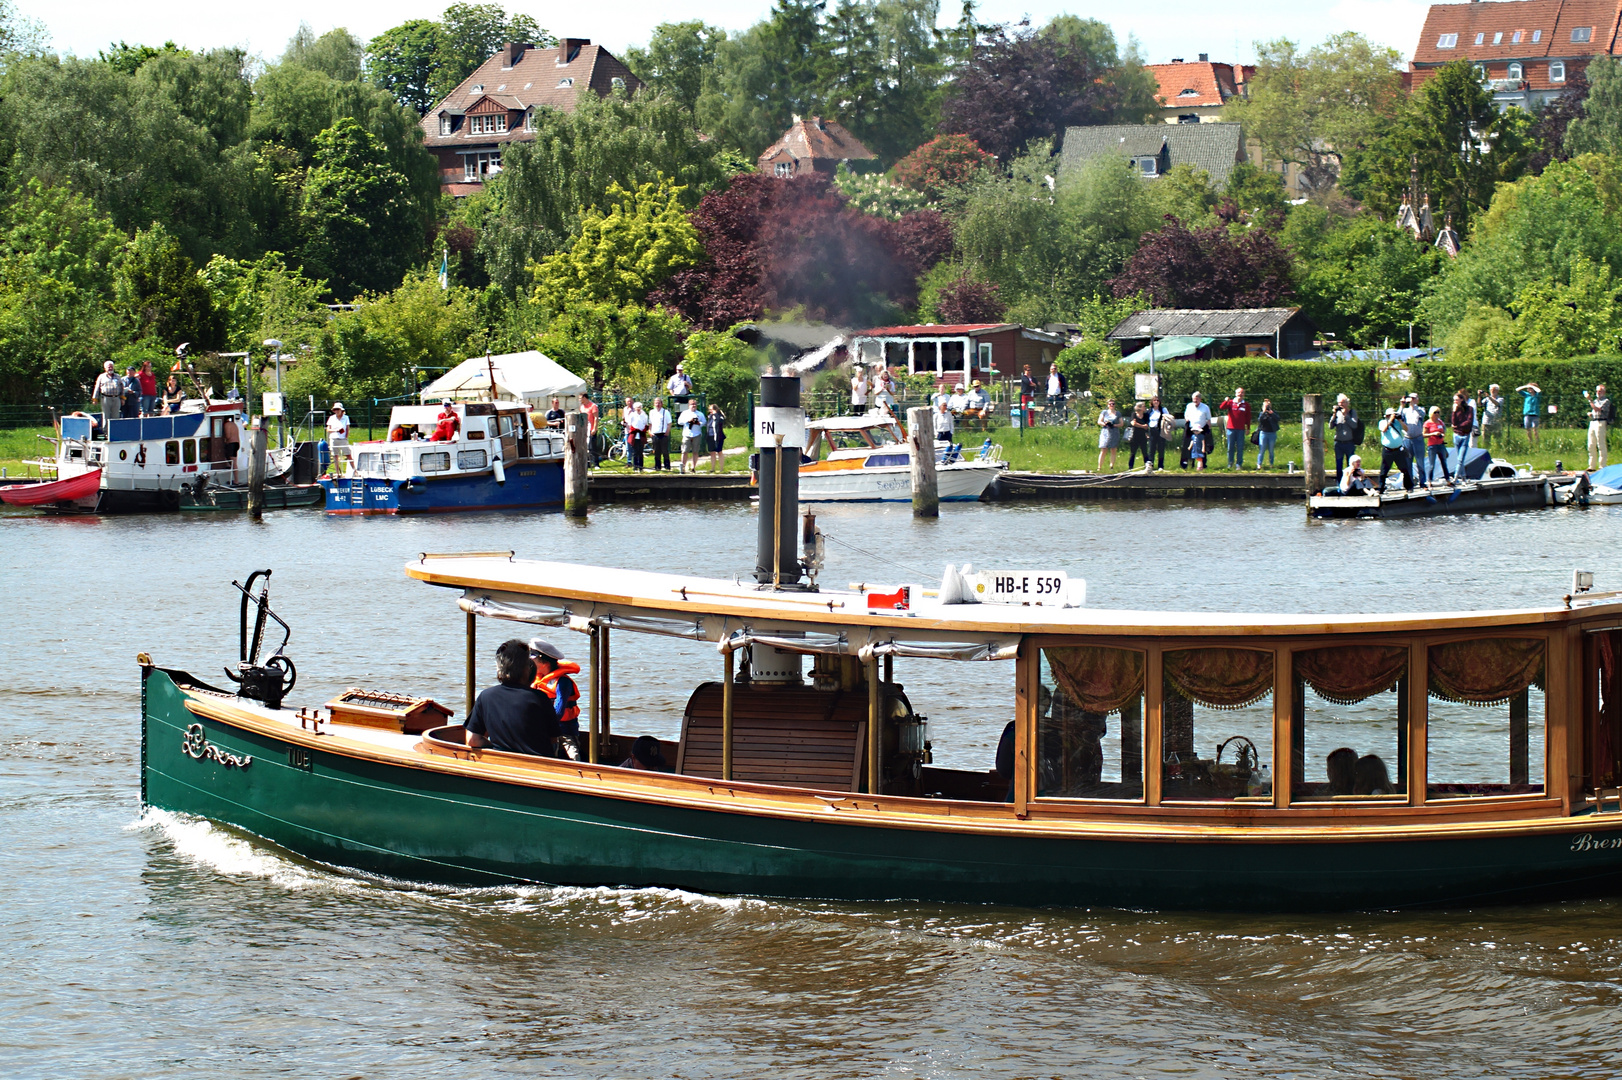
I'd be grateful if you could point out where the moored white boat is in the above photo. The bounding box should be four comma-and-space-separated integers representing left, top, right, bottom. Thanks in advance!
797, 413, 1005, 502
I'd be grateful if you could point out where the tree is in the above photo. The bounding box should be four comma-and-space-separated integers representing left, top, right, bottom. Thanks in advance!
1531, 64, 1588, 173
1228, 33, 1404, 193
932, 271, 1005, 322
294, 273, 480, 401
938, 18, 1154, 159
697, 1, 831, 157
366, 20, 445, 115
535, 301, 688, 389
1340, 61, 1530, 234
892, 134, 995, 200
201, 251, 328, 352
432, 3, 549, 101
679, 328, 760, 417
283, 24, 365, 82
531, 179, 705, 310
1218, 162, 1288, 229
1288, 211, 1442, 347
1110, 216, 1295, 309
1511, 256, 1622, 357
1565, 56, 1622, 157
624, 21, 728, 116
115, 224, 225, 350
300, 117, 429, 297
834, 163, 928, 219
478, 91, 736, 295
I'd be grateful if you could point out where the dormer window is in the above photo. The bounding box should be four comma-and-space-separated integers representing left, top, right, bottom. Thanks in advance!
469, 114, 508, 135
439, 113, 451, 136
611, 76, 625, 90
1136, 156, 1159, 177
1178, 87, 1199, 96
524, 108, 535, 131
1475, 32, 1485, 44
1533, 29, 1542, 42
557, 77, 574, 88
1508, 62, 1523, 80
773, 161, 793, 177
1573, 26, 1593, 42
1437, 33, 1458, 48
1493, 32, 1503, 44
1512, 30, 1522, 43
472, 84, 484, 93
1552, 60, 1566, 81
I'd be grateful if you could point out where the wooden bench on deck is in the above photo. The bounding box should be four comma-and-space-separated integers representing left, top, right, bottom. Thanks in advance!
676, 682, 868, 791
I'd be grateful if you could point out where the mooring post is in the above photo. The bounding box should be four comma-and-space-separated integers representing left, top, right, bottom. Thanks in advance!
1302, 394, 1325, 503
246, 419, 267, 520
563, 409, 588, 517
907, 406, 938, 518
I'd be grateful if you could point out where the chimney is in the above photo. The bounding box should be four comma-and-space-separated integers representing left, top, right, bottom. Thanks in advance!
558, 38, 590, 65
503, 42, 525, 68
755, 376, 806, 589
1171, 57, 1184, 63
1198, 52, 1209, 62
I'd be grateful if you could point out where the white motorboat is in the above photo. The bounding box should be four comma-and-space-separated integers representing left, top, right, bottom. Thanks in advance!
797, 413, 1006, 502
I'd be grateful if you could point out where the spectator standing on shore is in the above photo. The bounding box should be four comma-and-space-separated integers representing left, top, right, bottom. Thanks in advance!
1450, 390, 1475, 457
666, 364, 693, 403
934, 399, 954, 442
1377, 407, 1413, 491
138, 361, 157, 416
1020, 365, 1036, 412
1046, 363, 1066, 411
1516, 382, 1543, 450
1096, 398, 1123, 472
677, 398, 704, 473
704, 403, 727, 472
1126, 401, 1151, 469
1423, 406, 1453, 485
1330, 394, 1360, 478
94, 361, 123, 429
850, 366, 867, 412
1219, 386, 1251, 469
873, 365, 896, 410
582, 394, 600, 466
1185, 392, 1212, 471
1588, 384, 1613, 469
1399, 393, 1426, 483
1479, 384, 1504, 450
1255, 398, 1280, 468
1147, 395, 1172, 470
648, 397, 673, 471
624, 400, 649, 471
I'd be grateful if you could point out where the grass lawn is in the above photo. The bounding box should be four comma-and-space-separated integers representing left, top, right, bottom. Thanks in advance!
0, 426, 55, 476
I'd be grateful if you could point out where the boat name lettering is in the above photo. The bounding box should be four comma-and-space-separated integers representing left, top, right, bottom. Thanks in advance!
181, 723, 253, 769
1570, 832, 1622, 852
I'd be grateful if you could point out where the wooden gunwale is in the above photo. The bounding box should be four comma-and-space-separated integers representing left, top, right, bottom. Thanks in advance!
176, 692, 1614, 843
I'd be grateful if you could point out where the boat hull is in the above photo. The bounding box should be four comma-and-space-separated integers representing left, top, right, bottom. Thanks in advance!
142, 671, 1622, 912
799, 463, 1002, 503
320, 461, 563, 514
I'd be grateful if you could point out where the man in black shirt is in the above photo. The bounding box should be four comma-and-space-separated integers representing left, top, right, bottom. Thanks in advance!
466, 638, 559, 757
544, 396, 566, 430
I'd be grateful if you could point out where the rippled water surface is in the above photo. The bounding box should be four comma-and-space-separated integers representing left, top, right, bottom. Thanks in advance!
5, 498, 1622, 1078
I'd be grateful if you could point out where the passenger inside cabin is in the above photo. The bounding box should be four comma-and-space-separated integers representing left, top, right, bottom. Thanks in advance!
529, 638, 582, 757
1327, 747, 1358, 795
465, 639, 559, 757
430, 402, 460, 442
621, 735, 670, 772
1354, 754, 1393, 795
995, 720, 1016, 802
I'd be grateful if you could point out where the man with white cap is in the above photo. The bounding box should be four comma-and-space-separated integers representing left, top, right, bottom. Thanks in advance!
528, 637, 582, 757
325, 403, 350, 476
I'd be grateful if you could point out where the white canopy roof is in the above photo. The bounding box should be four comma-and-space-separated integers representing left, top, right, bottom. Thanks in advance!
420, 351, 589, 409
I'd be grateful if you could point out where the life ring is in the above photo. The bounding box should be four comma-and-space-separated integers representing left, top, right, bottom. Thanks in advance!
134, 443, 147, 468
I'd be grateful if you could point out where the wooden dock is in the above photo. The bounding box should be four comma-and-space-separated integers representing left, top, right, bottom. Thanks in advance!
590, 471, 753, 502
989, 469, 1304, 501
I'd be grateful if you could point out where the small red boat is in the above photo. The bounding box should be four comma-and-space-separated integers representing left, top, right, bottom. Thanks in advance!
0, 468, 101, 507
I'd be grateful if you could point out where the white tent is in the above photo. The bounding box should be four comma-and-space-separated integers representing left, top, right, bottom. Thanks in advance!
420, 350, 590, 410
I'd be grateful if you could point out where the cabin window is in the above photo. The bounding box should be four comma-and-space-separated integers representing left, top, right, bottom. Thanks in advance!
165, 440, 179, 465
864, 454, 909, 468
1038, 646, 1144, 800
1426, 638, 1545, 798
1290, 645, 1407, 801
940, 341, 965, 373
419, 451, 451, 473
182, 439, 197, 465
467, 427, 486, 439
356, 452, 378, 473
1161, 648, 1275, 802
457, 449, 488, 470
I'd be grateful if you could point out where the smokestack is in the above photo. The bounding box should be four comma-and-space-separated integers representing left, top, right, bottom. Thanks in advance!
755, 376, 805, 588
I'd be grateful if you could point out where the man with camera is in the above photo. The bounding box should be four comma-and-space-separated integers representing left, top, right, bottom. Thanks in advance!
1330, 394, 1361, 479
1587, 384, 1612, 470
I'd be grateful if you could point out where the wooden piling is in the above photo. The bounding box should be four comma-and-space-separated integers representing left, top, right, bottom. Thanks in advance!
907, 406, 938, 518
563, 409, 589, 518
246, 420, 267, 520
1302, 394, 1325, 502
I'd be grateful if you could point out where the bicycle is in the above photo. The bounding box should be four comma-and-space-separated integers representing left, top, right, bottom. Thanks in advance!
1037, 392, 1082, 428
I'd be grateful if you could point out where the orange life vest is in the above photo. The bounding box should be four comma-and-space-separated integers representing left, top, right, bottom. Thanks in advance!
533, 660, 582, 725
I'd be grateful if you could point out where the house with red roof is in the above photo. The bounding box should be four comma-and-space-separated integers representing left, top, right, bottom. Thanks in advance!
758, 116, 877, 177
846, 324, 1066, 383
1411, 0, 1622, 110
1145, 55, 1252, 124
422, 38, 641, 195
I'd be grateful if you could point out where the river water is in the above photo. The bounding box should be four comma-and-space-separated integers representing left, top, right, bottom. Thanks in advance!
4, 498, 1622, 1078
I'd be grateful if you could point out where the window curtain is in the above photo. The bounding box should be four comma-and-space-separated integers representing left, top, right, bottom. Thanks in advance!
1163, 648, 1274, 710
1294, 644, 1407, 705
1428, 638, 1545, 706
1044, 646, 1144, 716
1594, 632, 1622, 789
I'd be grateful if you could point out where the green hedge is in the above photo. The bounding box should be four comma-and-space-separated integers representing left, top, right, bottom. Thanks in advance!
1408, 358, 1622, 423
1089, 359, 1380, 421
